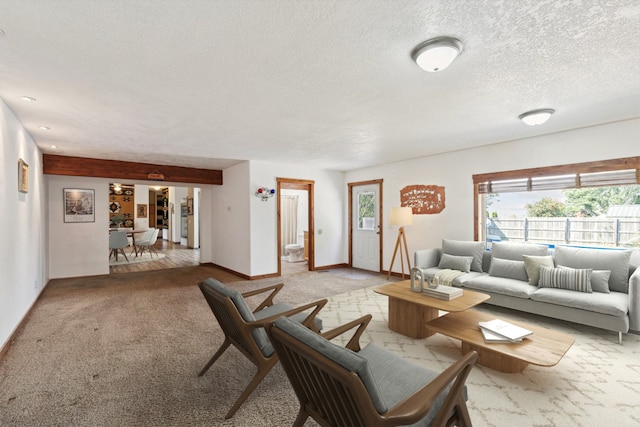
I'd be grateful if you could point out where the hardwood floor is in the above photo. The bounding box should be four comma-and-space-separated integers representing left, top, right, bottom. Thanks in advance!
109, 239, 200, 274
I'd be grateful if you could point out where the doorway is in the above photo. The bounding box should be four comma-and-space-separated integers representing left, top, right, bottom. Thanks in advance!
348, 180, 383, 272
277, 178, 314, 275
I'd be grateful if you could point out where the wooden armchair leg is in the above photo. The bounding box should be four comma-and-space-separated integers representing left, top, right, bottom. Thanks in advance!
224, 365, 272, 419
198, 338, 231, 377
292, 410, 309, 427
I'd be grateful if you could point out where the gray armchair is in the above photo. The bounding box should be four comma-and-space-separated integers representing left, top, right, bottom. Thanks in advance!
266, 314, 477, 427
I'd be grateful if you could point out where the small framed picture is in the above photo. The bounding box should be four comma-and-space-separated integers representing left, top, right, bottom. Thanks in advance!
137, 204, 148, 218
64, 188, 95, 223
18, 158, 29, 193
187, 197, 194, 215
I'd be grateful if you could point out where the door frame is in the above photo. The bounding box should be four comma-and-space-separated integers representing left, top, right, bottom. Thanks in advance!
348, 179, 383, 271
277, 178, 315, 274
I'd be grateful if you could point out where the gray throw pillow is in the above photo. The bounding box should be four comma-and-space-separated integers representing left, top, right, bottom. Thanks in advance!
523, 255, 555, 285
538, 266, 593, 293
488, 258, 528, 281
442, 239, 485, 272
554, 246, 631, 293
438, 253, 473, 273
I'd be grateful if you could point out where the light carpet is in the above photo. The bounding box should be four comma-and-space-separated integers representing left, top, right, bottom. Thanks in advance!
1, 266, 639, 426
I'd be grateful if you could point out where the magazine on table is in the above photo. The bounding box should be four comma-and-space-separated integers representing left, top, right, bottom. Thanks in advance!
479, 326, 523, 343
478, 318, 533, 342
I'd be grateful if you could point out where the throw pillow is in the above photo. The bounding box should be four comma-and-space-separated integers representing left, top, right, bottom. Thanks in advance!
522, 255, 555, 286
558, 265, 611, 293
438, 253, 473, 273
538, 266, 593, 293
442, 239, 485, 272
488, 258, 528, 282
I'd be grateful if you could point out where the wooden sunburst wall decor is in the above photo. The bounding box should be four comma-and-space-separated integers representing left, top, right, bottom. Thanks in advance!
400, 185, 445, 214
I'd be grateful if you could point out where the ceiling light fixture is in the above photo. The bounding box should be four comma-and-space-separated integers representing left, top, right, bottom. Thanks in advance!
412, 36, 463, 72
39, 126, 50, 130
21, 96, 36, 102
519, 108, 555, 126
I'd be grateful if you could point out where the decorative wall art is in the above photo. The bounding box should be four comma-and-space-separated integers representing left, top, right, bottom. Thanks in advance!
137, 204, 148, 218
400, 185, 446, 214
109, 183, 135, 227
64, 188, 95, 223
18, 158, 28, 193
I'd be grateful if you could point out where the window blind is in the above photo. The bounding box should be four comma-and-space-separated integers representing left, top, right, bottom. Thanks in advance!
477, 168, 638, 194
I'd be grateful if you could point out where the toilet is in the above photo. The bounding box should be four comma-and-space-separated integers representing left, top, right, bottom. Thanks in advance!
284, 244, 304, 262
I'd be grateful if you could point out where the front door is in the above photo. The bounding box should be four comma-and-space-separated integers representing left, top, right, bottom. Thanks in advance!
351, 183, 381, 272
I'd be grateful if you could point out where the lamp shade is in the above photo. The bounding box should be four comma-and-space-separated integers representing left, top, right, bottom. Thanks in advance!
389, 207, 413, 226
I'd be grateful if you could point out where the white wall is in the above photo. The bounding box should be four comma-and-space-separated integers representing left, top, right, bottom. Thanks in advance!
48, 176, 112, 278
210, 162, 251, 274
134, 184, 150, 230
0, 99, 47, 351
249, 161, 346, 276
345, 118, 640, 276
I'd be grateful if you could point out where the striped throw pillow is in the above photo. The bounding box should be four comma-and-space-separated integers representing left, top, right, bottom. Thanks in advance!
538, 266, 593, 293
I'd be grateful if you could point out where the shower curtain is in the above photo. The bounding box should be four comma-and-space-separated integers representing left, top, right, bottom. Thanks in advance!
281, 195, 298, 253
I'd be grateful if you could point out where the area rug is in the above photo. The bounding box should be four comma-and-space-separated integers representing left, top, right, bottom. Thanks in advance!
1, 266, 638, 426
109, 252, 165, 266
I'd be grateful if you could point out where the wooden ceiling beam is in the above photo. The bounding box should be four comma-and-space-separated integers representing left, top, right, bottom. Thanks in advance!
43, 154, 223, 185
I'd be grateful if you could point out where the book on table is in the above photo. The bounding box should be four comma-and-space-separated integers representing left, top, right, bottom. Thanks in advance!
478, 318, 533, 342
479, 327, 523, 343
422, 286, 463, 300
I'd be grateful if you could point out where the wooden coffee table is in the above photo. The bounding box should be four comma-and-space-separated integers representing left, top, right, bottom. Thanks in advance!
373, 280, 490, 339
427, 310, 575, 373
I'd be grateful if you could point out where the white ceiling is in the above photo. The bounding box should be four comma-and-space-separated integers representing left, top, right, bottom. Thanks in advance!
1, 0, 639, 172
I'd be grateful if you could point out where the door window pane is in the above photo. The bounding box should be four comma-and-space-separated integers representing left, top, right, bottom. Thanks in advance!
358, 192, 375, 230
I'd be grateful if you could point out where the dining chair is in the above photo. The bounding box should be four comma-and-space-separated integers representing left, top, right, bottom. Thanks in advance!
135, 228, 159, 257
109, 230, 130, 262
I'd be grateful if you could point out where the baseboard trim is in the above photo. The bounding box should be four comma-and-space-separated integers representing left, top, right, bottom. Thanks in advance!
314, 263, 349, 271
0, 281, 50, 362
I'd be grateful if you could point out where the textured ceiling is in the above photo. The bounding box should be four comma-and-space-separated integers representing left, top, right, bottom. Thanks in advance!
1, 0, 639, 172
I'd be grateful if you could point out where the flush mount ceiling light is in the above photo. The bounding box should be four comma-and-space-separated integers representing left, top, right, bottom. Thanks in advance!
21, 96, 36, 102
412, 36, 463, 72
519, 108, 555, 126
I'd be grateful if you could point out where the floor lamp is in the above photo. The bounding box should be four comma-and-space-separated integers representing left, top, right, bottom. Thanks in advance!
387, 207, 413, 280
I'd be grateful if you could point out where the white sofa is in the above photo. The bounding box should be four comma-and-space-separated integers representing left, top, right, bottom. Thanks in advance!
414, 240, 640, 343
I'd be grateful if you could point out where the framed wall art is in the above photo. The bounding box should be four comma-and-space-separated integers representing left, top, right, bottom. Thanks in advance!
64, 188, 95, 223
137, 204, 148, 218
18, 158, 29, 193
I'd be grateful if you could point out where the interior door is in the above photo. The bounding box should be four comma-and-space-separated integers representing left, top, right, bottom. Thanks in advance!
352, 183, 380, 271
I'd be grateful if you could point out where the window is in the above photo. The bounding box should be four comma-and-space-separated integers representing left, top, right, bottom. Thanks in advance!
357, 191, 376, 230
473, 157, 640, 248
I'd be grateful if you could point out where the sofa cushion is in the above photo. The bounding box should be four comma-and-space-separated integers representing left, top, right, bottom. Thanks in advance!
442, 239, 485, 272
531, 288, 629, 317
523, 255, 555, 285
273, 316, 387, 413
438, 253, 473, 273
359, 343, 459, 425
491, 241, 549, 261
463, 275, 538, 299
538, 266, 593, 293
554, 246, 632, 293
488, 258, 528, 282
